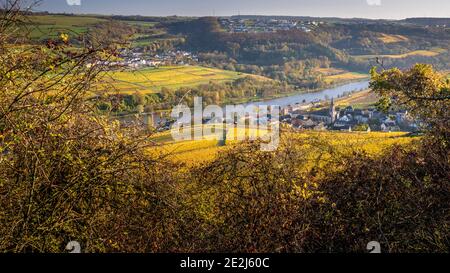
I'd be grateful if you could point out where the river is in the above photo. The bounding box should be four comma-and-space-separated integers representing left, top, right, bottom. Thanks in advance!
126, 80, 370, 126
242, 80, 370, 108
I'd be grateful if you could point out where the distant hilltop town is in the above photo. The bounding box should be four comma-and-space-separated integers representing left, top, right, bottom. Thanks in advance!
218, 17, 324, 33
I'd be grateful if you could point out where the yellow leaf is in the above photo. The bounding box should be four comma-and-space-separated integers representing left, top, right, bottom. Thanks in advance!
60, 33, 69, 43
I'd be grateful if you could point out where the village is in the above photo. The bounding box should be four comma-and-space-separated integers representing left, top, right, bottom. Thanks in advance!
279, 98, 419, 133
128, 95, 419, 135
90, 48, 198, 69
218, 17, 323, 33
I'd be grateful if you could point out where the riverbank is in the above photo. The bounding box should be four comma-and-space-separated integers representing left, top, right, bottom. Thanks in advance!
114, 80, 371, 129
220, 77, 370, 106
113, 79, 370, 120
243, 80, 370, 108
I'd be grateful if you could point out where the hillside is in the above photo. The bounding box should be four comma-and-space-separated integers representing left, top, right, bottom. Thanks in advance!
353, 48, 446, 60
149, 130, 415, 165
27, 14, 107, 40
100, 66, 270, 94
27, 14, 450, 92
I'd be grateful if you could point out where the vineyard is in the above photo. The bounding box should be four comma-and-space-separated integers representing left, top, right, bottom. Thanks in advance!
149, 130, 416, 165
100, 66, 263, 94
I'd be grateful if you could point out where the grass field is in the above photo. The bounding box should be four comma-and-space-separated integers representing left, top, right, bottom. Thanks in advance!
313, 67, 347, 75
28, 14, 181, 50
27, 15, 106, 40
101, 66, 269, 94
131, 35, 178, 47
313, 68, 369, 85
335, 89, 379, 109
354, 48, 445, 60
323, 72, 369, 84
27, 15, 159, 41
119, 20, 158, 27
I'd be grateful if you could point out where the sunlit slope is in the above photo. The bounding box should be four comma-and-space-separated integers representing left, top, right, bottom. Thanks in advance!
149, 130, 416, 165
354, 48, 446, 60
100, 66, 271, 94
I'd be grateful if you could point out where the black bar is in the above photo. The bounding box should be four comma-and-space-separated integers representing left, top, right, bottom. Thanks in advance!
0, 253, 447, 272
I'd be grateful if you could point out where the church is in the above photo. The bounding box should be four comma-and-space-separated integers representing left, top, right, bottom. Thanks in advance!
309, 98, 339, 125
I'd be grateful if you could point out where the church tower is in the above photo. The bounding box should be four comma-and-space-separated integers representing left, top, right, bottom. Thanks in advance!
330, 98, 337, 124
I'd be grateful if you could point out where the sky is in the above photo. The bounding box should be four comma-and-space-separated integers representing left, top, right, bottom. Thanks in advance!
35, 0, 450, 19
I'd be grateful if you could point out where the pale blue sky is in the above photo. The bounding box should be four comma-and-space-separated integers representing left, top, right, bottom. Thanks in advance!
35, 0, 450, 19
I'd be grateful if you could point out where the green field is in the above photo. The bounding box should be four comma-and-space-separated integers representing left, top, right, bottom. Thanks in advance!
101, 66, 267, 94
25, 14, 195, 50
26, 14, 177, 49
131, 34, 180, 47
27, 15, 107, 40
118, 20, 158, 27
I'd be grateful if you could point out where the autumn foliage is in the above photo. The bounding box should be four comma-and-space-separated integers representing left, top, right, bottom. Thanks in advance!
0, 2, 448, 253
